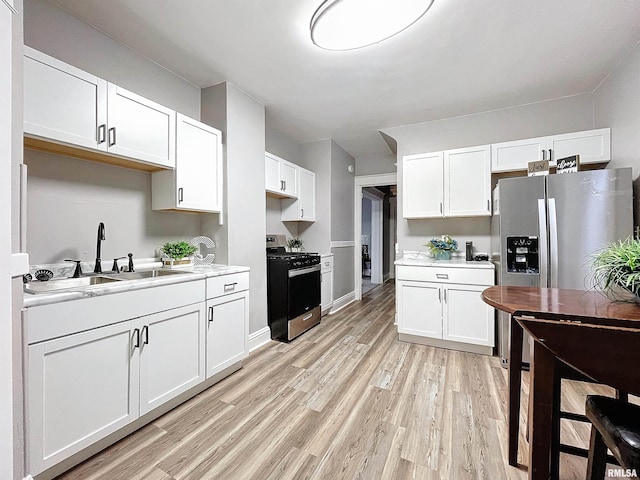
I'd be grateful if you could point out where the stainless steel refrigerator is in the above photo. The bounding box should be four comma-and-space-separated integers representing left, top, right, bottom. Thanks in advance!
491, 168, 633, 367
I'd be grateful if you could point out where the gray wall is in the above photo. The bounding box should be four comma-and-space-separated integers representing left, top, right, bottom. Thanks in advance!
25, 152, 203, 263
330, 140, 355, 299
266, 128, 299, 163
297, 140, 332, 255
384, 94, 596, 256
355, 152, 397, 176
202, 82, 267, 336
23, 0, 204, 264
24, 0, 200, 118
594, 42, 640, 224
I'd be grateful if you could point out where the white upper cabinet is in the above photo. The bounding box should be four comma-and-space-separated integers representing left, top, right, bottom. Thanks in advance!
106, 84, 175, 168
265, 152, 298, 198
402, 151, 444, 218
403, 146, 491, 219
490, 136, 547, 173
444, 145, 491, 217
23, 47, 176, 170
152, 114, 222, 213
282, 167, 316, 222
24, 47, 107, 151
491, 128, 611, 172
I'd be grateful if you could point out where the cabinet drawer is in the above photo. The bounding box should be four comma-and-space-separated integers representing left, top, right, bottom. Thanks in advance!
396, 265, 494, 286
206, 272, 249, 299
320, 254, 333, 271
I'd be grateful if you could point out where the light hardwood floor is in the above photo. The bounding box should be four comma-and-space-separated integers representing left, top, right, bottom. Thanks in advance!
57, 281, 620, 480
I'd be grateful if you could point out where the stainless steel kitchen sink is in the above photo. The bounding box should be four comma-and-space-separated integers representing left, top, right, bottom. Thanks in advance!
24, 275, 122, 293
110, 269, 189, 280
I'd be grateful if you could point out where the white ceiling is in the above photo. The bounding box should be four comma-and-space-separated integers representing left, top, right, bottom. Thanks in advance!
50, 0, 640, 158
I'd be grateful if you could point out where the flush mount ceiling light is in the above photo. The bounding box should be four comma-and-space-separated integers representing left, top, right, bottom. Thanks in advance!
310, 0, 434, 51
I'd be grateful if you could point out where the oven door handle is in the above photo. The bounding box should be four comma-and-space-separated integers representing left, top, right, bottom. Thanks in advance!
288, 264, 321, 278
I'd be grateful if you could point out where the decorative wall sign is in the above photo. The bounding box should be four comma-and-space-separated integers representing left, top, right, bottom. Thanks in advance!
528, 160, 549, 177
556, 155, 580, 174
189, 236, 216, 265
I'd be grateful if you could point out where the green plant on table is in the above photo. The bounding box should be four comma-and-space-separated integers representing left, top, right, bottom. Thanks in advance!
591, 237, 640, 300
161, 241, 197, 260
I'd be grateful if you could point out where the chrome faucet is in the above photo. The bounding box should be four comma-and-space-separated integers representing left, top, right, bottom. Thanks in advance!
94, 222, 106, 273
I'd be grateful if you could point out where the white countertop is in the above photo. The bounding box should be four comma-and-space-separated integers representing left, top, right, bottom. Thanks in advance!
23, 264, 250, 308
395, 255, 494, 269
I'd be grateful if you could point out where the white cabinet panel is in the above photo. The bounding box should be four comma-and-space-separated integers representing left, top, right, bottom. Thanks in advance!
444, 145, 491, 217
321, 254, 334, 315
206, 291, 248, 378
28, 321, 139, 475
107, 84, 175, 167
396, 265, 495, 353
547, 128, 610, 165
24, 47, 107, 151
491, 128, 611, 172
397, 280, 442, 338
443, 284, 494, 346
282, 167, 316, 221
265, 152, 298, 198
491, 137, 547, 173
402, 152, 444, 218
152, 114, 222, 212
139, 303, 206, 415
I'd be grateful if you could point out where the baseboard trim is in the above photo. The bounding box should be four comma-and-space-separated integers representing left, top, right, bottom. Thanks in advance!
248, 326, 272, 352
398, 333, 494, 356
330, 291, 356, 314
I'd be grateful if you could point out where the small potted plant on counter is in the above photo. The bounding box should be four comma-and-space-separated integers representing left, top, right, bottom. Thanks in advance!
160, 240, 198, 268
427, 234, 458, 260
591, 237, 640, 302
287, 237, 304, 252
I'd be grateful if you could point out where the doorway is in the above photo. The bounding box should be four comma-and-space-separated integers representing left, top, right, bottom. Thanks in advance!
354, 173, 398, 300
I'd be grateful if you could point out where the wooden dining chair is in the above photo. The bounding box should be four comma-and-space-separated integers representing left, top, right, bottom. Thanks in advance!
585, 395, 640, 479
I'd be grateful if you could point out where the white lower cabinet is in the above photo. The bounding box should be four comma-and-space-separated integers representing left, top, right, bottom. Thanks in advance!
25, 272, 250, 478
396, 263, 495, 354
27, 302, 205, 475
138, 303, 206, 415
205, 272, 249, 378
320, 254, 334, 315
28, 321, 139, 475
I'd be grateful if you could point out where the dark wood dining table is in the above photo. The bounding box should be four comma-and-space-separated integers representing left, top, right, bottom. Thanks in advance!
482, 286, 640, 480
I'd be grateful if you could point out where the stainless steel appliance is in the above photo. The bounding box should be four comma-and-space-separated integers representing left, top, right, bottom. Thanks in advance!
491, 168, 633, 367
266, 234, 321, 342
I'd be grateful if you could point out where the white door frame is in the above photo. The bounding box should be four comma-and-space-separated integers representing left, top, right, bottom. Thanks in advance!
362, 188, 384, 285
354, 173, 397, 300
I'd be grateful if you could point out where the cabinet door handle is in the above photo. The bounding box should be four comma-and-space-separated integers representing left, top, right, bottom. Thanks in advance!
224, 282, 238, 290
178, 187, 184, 203
283, 180, 287, 191
444, 289, 447, 303
142, 325, 149, 345
438, 289, 441, 302
208, 306, 214, 323
301, 208, 304, 217
436, 273, 449, 279
108, 127, 116, 146
439, 202, 443, 214
548, 149, 552, 162
487, 199, 490, 212
97, 124, 106, 144
541, 149, 545, 160
280, 180, 284, 191
133, 328, 140, 348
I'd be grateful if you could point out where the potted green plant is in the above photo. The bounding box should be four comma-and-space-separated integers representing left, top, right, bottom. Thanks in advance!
591, 237, 640, 301
427, 235, 458, 260
160, 241, 197, 268
287, 237, 304, 252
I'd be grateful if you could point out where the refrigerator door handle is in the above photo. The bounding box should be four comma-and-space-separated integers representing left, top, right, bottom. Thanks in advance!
538, 199, 549, 288
548, 198, 559, 288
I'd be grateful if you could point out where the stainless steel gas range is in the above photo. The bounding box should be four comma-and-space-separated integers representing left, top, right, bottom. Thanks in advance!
266, 235, 321, 342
